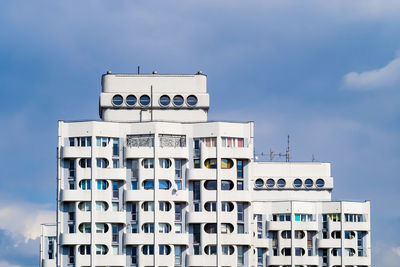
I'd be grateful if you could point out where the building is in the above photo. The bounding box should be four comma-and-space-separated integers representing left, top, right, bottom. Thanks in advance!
40, 72, 371, 267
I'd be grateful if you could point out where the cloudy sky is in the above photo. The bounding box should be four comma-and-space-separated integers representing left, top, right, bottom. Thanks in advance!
1, 0, 400, 266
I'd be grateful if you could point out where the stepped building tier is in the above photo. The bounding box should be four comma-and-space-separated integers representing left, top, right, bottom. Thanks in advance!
40, 72, 371, 267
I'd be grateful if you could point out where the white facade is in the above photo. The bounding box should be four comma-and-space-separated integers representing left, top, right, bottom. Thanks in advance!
40, 72, 371, 267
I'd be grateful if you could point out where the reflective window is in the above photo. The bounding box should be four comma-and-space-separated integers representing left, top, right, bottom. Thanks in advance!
316, 179, 325, 187
143, 180, 154, 190
95, 201, 108, 211
139, 95, 150, 106
173, 95, 184, 106
221, 158, 234, 169
126, 95, 137, 106
159, 158, 172, 168
159, 95, 170, 106
97, 180, 108, 190
221, 180, 234, 190
255, 179, 264, 188
79, 179, 91, 190
204, 158, 217, 169
293, 179, 302, 188
277, 179, 286, 188
204, 180, 217, 190
187, 95, 198, 106
266, 179, 275, 187
142, 158, 154, 168
112, 95, 123, 106
142, 245, 154, 255
159, 180, 171, 190
305, 179, 313, 188
142, 223, 154, 233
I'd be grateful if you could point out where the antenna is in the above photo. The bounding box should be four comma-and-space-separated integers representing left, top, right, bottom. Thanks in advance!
286, 135, 290, 162
256, 135, 292, 162
138, 66, 140, 74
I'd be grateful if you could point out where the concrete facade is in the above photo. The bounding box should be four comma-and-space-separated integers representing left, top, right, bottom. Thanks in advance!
40, 72, 371, 267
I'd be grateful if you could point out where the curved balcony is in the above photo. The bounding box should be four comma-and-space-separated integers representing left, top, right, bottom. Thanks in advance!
187, 168, 217, 180
220, 191, 251, 202
187, 211, 216, 223
344, 256, 370, 266
93, 232, 111, 244
93, 255, 125, 266
97, 168, 126, 180
95, 211, 126, 224
75, 255, 90, 267
201, 233, 217, 244
344, 221, 369, 231
60, 189, 90, 202
125, 146, 154, 158
266, 221, 291, 231
292, 221, 319, 231
124, 189, 154, 202
316, 238, 341, 248
157, 146, 188, 159
60, 233, 90, 245
138, 254, 154, 267
266, 255, 291, 266
61, 146, 91, 159
157, 233, 189, 244
220, 233, 251, 245
187, 255, 216, 266
125, 233, 153, 245
293, 256, 319, 265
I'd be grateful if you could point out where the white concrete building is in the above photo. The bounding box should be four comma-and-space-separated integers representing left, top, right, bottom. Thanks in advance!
40, 72, 371, 267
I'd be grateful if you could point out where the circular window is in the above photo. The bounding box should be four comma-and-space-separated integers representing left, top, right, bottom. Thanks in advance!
316, 179, 325, 188
173, 95, 184, 106
159, 95, 170, 106
293, 179, 302, 188
277, 179, 286, 188
112, 95, 123, 106
255, 179, 264, 188
266, 179, 275, 187
139, 95, 150, 106
126, 95, 137, 106
305, 179, 313, 188
187, 95, 198, 106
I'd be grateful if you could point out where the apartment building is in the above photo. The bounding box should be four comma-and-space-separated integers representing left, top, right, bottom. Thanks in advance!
40, 72, 371, 267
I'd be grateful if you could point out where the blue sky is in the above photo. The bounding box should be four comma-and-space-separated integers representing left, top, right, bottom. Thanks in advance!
0, 0, 400, 266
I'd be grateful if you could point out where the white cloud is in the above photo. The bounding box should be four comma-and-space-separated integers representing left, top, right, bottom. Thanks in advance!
0, 201, 54, 242
373, 241, 400, 266
0, 261, 22, 267
342, 54, 400, 90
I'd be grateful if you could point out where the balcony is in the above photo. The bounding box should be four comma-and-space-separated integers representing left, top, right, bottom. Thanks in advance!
316, 237, 341, 248
125, 233, 153, 245
157, 146, 188, 158
187, 211, 216, 223
343, 221, 370, 231
97, 168, 126, 180
266, 255, 291, 266
61, 146, 91, 159
93, 255, 125, 266
125, 146, 154, 158
60, 189, 90, 202
60, 233, 90, 245
124, 189, 153, 202
187, 168, 217, 180
266, 221, 291, 231
94, 211, 125, 223
187, 255, 216, 266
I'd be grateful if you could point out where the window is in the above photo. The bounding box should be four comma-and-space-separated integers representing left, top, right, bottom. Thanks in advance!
79, 245, 91, 255
96, 158, 108, 168
194, 159, 200, 168
221, 202, 234, 212
95, 244, 108, 255
159, 95, 170, 106
192, 224, 201, 244
112, 95, 123, 106
131, 246, 138, 265
112, 159, 119, 168
255, 179, 264, 188
159, 180, 171, 190
126, 134, 154, 147
316, 179, 325, 187
79, 179, 91, 190
205, 180, 217, 190
112, 202, 119, 212
159, 201, 171, 211
142, 245, 154, 255
69, 137, 91, 147
295, 230, 305, 239
204, 223, 217, 234
295, 248, 305, 256
174, 246, 182, 265
305, 179, 313, 188
221, 223, 234, 234
204, 158, 217, 169
327, 213, 341, 222
237, 202, 245, 221
293, 179, 302, 188
205, 202, 217, 212
96, 137, 109, 147
159, 134, 186, 147
281, 231, 291, 239
126, 95, 137, 106
237, 159, 244, 178
221, 158, 233, 169
222, 245, 234, 255
187, 95, 198, 106
173, 95, 184, 106
78, 202, 91, 211
130, 203, 138, 221
143, 180, 154, 190
200, 137, 216, 147
175, 202, 184, 221
159, 158, 172, 168
131, 223, 138, 233
96, 201, 108, 211
205, 245, 217, 255
112, 224, 119, 243
78, 223, 91, 233
345, 248, 355, 257
281, 248, 291, 256
175, 159, 183, 178
295, 214, 315, 222
237, 181, 244, 190
79, 158, 91, 168
332, 248, 342, 256
331, 231, 341, 239
142, 158, 154, 168
221, 180, 234, 190
96, 223, 108, 233
175, 223, 182, 233
97, 180, 108, 190
159, 223, 171, 233
277, 179, 286, 188
345, 214, 366, 222
142, 201, 154, 212
237, 246, 244, 266
345, 231, 356, 239
139, 95, 150, 106
175, 180, 182, 190
266, 179, 275, 187
131, 180, 138, 190
237, 223, 244, 234
272, 213, 291, 221
142, 223, 154, 233
159, 245, 171, 255
112, 245, 119, 255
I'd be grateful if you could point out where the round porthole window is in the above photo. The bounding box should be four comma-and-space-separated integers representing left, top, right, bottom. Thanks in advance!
293, 179, 302, 188
126, 95, 137, 106
255, 179, 264, 188
139, 95, 150, 106
112, 95, 123, 106
277, 179, 286, 188
316, 179, 325, 188
173, 95, 184, 106
159, 95, 170, 106
266, 179, 275, 187
305, 179, 313, 188
187, 95, 198, 106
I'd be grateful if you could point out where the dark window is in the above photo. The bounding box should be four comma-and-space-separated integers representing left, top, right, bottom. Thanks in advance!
126, 95, 137, 106
112, 95, 123, 106
139, 95, 150, 106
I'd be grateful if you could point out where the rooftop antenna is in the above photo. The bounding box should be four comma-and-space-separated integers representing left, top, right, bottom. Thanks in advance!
137, 66, 140, 74
312, 154, 316, 162
267, 135, 291, 162
286, 135, 290, 162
